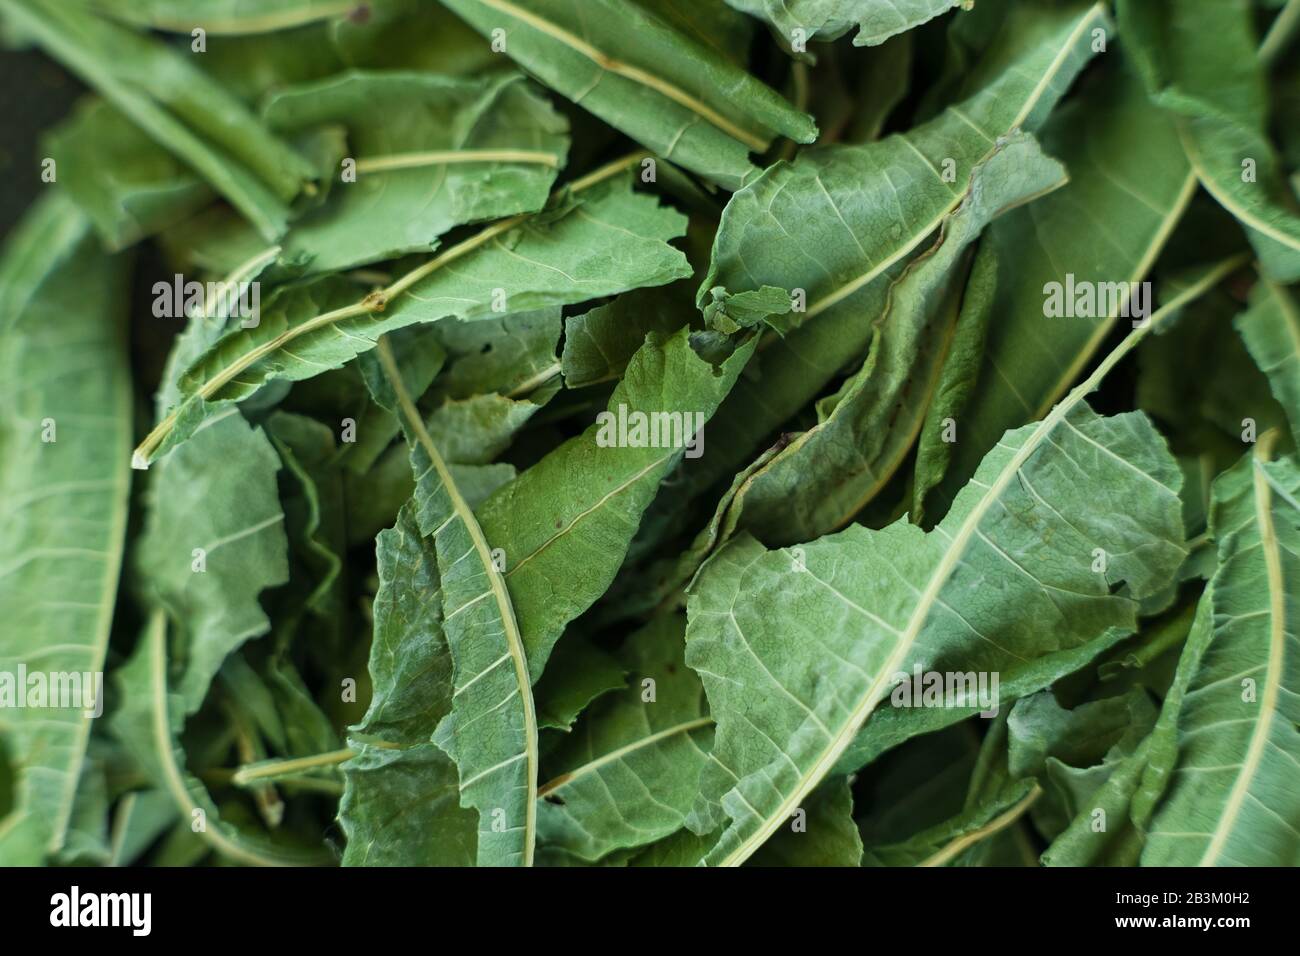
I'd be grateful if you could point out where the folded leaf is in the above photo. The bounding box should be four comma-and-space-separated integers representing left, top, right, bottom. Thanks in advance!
725, 130, 1068, 545
440, 0, 817, 188
673, 1, 1106, 537
340, 503, 478, 866
914, 61, 1198, 523
0, 197, 131, 864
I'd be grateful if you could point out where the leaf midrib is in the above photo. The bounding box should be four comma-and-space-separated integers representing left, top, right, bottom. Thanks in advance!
539, 716, 713, 796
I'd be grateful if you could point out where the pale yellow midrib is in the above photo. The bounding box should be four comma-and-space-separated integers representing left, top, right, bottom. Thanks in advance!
470, 0, 769, 151
1037, 168, 1199, 418
1199, 434, 1287, 866
715, 254, 1245, 868
375, 337, 538, 867
538, 717, 714, 796
354, 149, 560, 174
919, 785, 1042, 867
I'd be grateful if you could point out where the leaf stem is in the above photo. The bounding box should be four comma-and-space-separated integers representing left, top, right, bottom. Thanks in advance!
355, 149, 561, 173
918, 785, 1042, 867
1261, 0, 1300, 68
505, 361, 562, 398
232, 747, 358, 786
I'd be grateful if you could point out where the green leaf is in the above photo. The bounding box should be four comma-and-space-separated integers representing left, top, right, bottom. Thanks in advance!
479, 327, 757, 676
749, 777, 863, 866
266, 413, 346, 624
676, 1, 1107, 535
1118, 0, 1300, 281
371, 338, 538, 867
93, 0, 369, 34
725, 0, 968, 47
862, 779, 1037, 867
561, 286, 691, 389
1236, 280, 1300, 449
431, 307, 562, 401
135, 410, 289, 717
260, 70, 570, 276
107, 790, 179, 866
536, 614, 712, 862
340, 503, 478, 866
835, 626, 1133, 775
1142, 439, 1300, 865
439, 0, 817, 188
723, 130, 1068, 545
1137, 285, 1288, 457
0, 197, 131, 864
533, 636, 626, 732
682, 265, 1222, 864
44, 98, 212, 250
111, 613, 331, 866
0, 0, 316, 240
914, 60, 1198, 523
134, 166, 690, 466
